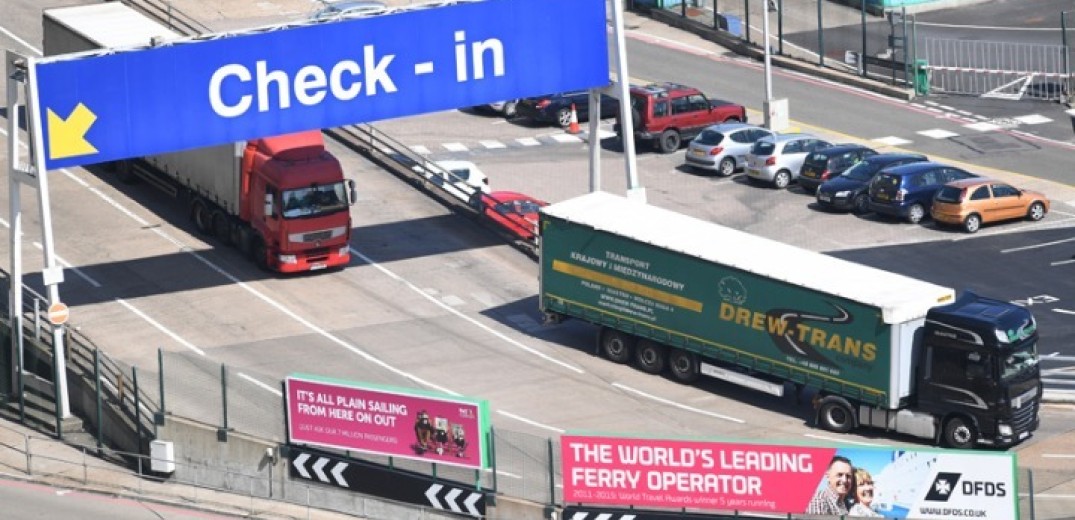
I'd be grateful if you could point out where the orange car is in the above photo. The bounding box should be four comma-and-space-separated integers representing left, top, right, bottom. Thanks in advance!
931, 178, 1049, 233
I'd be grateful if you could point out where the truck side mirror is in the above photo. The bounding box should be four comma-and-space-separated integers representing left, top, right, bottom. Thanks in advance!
348, 179, 357, 206
264, 193, 274, 218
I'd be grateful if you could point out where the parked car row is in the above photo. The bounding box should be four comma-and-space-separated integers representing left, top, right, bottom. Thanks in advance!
680, 123, 1052, 233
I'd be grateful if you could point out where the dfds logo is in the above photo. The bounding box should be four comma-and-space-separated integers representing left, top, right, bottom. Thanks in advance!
924, 472, 1006, 501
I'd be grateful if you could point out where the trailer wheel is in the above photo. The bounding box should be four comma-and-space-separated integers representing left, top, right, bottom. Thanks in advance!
211, 210, 231, 243
818, 397, 855, 433
192, 200, 213, 235
943, 416, 977, 449
668, 349, 699, 384
635, 339, 666, 374
599, 329, 635, 364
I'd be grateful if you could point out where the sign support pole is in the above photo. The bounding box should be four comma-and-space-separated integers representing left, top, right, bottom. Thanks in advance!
15, 54, 71, 420
608, 0, 646, 203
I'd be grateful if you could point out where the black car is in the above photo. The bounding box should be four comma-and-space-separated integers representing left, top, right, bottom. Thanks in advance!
797, 143, 878, 193
815, 153, 928, 213
515, 91, 620, 128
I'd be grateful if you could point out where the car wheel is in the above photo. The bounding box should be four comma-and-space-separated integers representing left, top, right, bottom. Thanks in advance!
852, 193, 869, 214
717, 157, 736, 177
502, 101, 517, 118
658, 130, 681, 154
634, 339, 666, 374
556, 108, 572, 128
962, 213, 981, 233
600, 329, 635, 364
1028, 201, 1046, 221
668, 349, 699, 384
773, 170, 791, 189
943, 416, 978, 449
907, 203, 926, 224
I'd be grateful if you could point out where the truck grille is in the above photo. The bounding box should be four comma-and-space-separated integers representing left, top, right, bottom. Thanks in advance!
303, 230, 333, 242
304, 247, 331, 263
1010, 398, 1038, 432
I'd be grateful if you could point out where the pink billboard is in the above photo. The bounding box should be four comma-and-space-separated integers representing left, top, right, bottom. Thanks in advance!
561, 435, 1018, 519
285, 375, 490, 469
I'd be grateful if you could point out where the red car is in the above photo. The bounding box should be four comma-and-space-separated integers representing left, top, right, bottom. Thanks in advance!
479, 191, 548, 240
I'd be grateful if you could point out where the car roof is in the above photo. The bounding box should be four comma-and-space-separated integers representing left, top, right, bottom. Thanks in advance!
629, 82, 699, 98
764, 132, 815, 142
812, 143, 871, 153
877, 161, 953, 176
864, 152, 928, 164
702, 122, 756, 132
944, 177, 998, 188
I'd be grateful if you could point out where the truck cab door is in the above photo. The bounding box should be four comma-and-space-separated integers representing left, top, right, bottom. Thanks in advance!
918, 345, 992, 415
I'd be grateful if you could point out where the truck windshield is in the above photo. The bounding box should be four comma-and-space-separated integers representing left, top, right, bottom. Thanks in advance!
1001, 340, 1039, 382
281, 182, 348, 219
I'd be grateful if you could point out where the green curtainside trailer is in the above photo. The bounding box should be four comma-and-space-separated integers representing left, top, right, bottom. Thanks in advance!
539, 192, 1041, 448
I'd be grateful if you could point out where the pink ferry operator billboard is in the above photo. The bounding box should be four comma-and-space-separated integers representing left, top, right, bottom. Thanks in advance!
285, 374, 491, 469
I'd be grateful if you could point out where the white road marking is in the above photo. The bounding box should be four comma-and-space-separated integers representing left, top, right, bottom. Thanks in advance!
802, 433, 888, 447
31, 241, 101, 288
410, 145, 430, 155
238, 372, 282, 396
114, 298, 206, 356
550, 134, 582, 144
1001, 237, 1075, 253
479, 140, 506, 149
497, 410, 565, 433
516, 137, 541, 147
611, 382, 744, 423
872, 136, 912, 146
442, 142, 468, 152
964, 121, 1001, 132
1014, 114, 1052, 125
917, 128, 959, 139
1052, 309, 1075, 315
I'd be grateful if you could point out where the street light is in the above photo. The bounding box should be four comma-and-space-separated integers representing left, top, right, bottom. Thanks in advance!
761, 0, 788, 131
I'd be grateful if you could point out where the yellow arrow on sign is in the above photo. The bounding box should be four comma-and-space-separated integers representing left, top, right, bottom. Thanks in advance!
47, 103, 99, 160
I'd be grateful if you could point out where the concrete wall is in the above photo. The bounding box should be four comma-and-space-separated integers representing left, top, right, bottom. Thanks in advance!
158, 416, 548, 519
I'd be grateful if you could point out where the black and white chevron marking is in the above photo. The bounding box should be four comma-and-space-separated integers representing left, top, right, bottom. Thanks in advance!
291, 452, 350, 488
567, 513, 636, 520
287, 447, 486, 517
425, 483, 483, 517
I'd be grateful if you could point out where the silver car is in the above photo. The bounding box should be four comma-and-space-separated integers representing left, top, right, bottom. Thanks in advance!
684, 123, 774, 176
745, 133, 831, 188
309, 0, 387, 21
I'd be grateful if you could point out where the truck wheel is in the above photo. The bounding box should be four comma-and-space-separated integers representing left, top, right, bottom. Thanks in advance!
600, 329, 635, 364
635, 339, 666, 374
658, 130, 681, 154
943, 416, 977, 449
668, 349, 699, 384
251, 239, 270, 272
773, 170, 791, 189
192, 200, 213, 235
115, 160, 138, 184
817, 398, 855, 433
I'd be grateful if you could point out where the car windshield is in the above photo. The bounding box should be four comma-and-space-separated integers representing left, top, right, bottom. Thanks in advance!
841, 161, 880, 181
282, 182, 349, 219
1001, 340, 1039, 382
498, 200, 543, 216
695, 129, 725, 146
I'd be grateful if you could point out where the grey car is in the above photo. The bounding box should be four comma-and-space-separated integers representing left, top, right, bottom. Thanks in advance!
684, 123, 774, 176
745, 133, 831, 189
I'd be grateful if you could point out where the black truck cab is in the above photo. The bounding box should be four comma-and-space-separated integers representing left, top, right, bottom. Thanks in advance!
916, 292, 1041, 448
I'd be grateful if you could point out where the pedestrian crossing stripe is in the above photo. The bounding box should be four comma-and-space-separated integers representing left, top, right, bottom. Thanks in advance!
872, 136, 913, 146
918, 128, 959, 139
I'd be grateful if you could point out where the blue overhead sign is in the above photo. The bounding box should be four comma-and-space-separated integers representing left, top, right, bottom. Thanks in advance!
33, 0, 610, 169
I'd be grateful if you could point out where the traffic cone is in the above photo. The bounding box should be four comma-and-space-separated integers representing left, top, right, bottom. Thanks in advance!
567, 103, 580, 134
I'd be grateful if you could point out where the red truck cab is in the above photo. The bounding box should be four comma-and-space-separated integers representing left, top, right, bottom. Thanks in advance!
241, 132, 354, 273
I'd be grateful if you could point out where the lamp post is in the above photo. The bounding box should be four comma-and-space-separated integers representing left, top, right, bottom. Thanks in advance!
761, 0, 788, 131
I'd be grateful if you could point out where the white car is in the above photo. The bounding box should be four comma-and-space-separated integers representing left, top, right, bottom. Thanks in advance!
308, 0, 387, 21
412, 160, 490, 205
745, 133, 831, 189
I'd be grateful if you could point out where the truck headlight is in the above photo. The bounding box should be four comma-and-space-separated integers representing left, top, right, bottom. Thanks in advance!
338, 246, 350, 257
278, 254, 298, 264
998, 424, 1013, 436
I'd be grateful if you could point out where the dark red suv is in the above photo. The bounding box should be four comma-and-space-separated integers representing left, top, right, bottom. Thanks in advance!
617, 83, 747, 153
